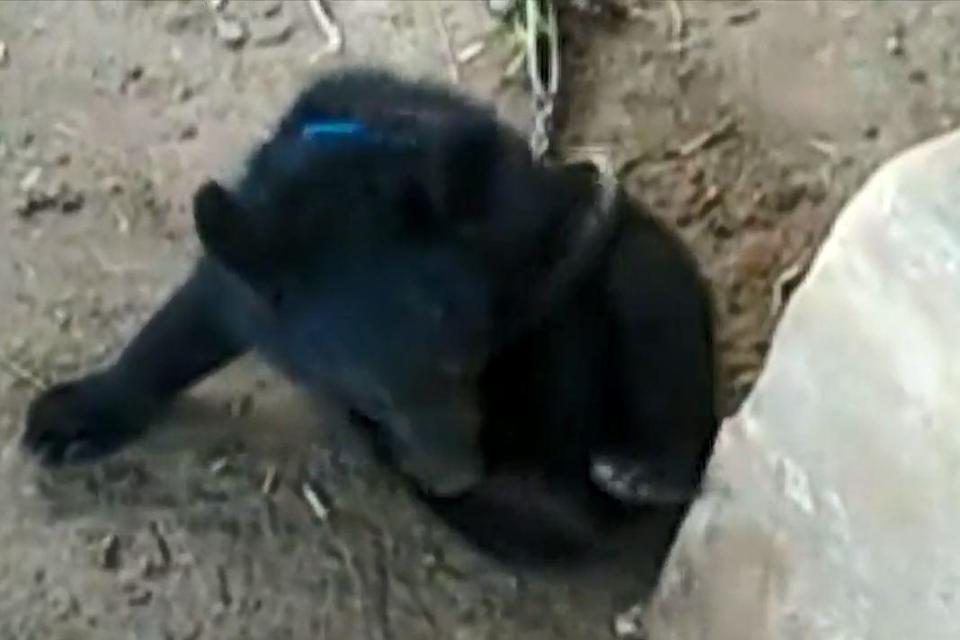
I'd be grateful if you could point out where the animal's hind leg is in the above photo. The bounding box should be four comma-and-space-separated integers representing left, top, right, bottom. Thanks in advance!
592, 223, 719, 506
23, 258, 250, 465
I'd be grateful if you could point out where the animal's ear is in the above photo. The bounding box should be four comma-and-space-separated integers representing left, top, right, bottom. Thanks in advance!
192, 180, 258, 275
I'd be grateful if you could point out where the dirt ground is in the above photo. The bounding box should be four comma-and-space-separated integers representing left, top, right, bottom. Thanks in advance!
1, 1, 958, 639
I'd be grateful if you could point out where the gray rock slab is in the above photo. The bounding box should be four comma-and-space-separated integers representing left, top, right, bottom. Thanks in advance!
646, 129, 960, 640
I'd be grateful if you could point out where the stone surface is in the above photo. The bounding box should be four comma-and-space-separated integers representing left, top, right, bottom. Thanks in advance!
646, 128, 960, 640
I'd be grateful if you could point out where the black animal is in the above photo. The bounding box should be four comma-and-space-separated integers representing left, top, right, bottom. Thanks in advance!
22, 68, 718, 564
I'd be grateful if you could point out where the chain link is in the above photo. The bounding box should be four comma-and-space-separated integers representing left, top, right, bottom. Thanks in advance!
523, 0, 560, 159
530, 97, 554, 160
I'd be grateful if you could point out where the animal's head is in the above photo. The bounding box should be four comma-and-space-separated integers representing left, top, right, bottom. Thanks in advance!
191, 108, 559, 319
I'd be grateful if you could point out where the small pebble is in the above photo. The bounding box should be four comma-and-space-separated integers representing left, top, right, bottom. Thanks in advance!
119, 64, 144, 94
139, 555, 166, 579
0, 41, 8, 66
173, 83, 194, 103
126, 64, 144, 82
727, 7, 760, 25
769, 180, 807, 213
216, 16, 249, 49
179, 124, 199, 141
102, 176, 124, 195
863, 124, 880, 140
456, 41, 485, 65
164, 11, 207, 36
487, 0, 514, 17
613, 604, 646, 639
19, 166, 42, 193
58, 185, 85, 214
126, 587, 153, 607
49, 588, 79, 620
99, 534, 121, 570
209, 457, 230, 475
886, 23, 905, 57
15, 180, 85, 218
52, 307, 72, 331
228, 393, 254, 418
261, 0, 283, 17
251, 20, 295, 48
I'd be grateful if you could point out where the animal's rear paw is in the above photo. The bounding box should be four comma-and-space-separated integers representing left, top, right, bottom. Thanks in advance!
590, 455, 700, 507
22, 379, 148, 466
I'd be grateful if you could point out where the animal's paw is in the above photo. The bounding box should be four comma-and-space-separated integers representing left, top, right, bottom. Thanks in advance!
22, 378, 148, 466
590, 454, 700, 507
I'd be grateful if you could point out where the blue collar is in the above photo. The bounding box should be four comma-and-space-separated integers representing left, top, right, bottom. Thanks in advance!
301, 119, 369, 140
300, 119, 417, 149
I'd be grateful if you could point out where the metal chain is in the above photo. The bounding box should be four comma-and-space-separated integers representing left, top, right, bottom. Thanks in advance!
523, 0, 561, 160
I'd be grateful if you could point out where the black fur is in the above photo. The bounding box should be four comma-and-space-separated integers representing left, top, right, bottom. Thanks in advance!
23, 68, 718, 564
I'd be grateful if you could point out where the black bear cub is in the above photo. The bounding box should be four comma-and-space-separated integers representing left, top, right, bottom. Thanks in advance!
23, 68, 719, 564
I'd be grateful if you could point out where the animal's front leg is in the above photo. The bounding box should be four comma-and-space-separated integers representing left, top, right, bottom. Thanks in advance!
23, 259, 250, 465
